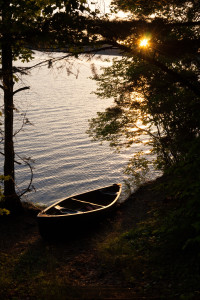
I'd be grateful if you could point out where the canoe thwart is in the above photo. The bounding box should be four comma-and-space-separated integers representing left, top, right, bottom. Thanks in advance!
71, 198, 105, 208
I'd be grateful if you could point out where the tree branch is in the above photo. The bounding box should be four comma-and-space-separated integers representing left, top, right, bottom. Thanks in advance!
19, 45, 117, 72
13, 86, 30, 95
144, 55, 200, 96
0, 151, 22, 165
16, 154, 34, 197
115, 42, 200, 97
86, 18, 200, 41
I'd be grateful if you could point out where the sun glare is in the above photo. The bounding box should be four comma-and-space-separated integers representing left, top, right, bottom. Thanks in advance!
139, 38, 149, 48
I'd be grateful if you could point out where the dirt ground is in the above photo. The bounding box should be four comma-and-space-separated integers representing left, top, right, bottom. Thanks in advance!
0, 179, 166, 299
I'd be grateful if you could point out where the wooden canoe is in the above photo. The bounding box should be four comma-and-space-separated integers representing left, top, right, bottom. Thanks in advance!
37, 183, 121, 238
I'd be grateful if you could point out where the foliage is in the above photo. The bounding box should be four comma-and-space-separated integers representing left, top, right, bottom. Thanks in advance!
89, 0, 200, 174
111, 0, 200, 20
88, 47, 200, 168
123, 152, 150, 188
98, 196, 200, 298
161, 142, 200, 248
0, 0, 90, 55
0, 208, 10, 216
88, 0, 200, 253
0, 176, 10, 216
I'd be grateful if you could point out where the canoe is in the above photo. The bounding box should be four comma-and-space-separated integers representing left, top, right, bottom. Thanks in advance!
37, 183, 121, 238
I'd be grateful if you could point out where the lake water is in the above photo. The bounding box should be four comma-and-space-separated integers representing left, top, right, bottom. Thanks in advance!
0, 51, 157, 205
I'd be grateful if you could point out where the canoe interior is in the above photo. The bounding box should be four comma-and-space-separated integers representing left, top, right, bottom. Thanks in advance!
37, 184, 121, 240
41, 184, 121, 216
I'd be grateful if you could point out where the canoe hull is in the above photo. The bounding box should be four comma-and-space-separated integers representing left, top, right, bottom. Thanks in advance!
37, 184, 121, 239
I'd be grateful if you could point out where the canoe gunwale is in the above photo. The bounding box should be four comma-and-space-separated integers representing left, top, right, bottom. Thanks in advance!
37, 183, 121, 218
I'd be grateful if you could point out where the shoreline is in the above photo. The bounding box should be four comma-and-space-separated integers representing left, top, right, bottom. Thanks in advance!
0, 176, 199, 299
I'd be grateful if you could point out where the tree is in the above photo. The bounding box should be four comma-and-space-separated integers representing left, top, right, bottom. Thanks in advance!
87, 0, 200, 246
88, 0, 200, 182
0, 0, 91, 212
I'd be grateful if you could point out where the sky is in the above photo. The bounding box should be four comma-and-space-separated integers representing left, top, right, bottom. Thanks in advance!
88, 0, 128, 19
88, 0, 111, 14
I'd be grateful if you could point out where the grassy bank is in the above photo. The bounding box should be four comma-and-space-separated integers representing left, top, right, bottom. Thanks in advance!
0, 178, 200, 299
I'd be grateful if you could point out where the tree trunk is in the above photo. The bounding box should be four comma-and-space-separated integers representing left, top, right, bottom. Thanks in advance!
2, 34, 22, 212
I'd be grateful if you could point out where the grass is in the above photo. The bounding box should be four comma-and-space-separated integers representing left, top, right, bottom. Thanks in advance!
0, 243, 140, 299
96, 196, 200, 299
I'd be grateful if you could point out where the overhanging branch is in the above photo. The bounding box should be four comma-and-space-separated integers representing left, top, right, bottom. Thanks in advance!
114, 42, 200, 97
19, 45, 118, 72
16, 154, 34, 197
0, 151, 22, 165
13, 86, 30, 95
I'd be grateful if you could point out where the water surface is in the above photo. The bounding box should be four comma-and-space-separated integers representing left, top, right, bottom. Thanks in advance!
1, 52, 136, 205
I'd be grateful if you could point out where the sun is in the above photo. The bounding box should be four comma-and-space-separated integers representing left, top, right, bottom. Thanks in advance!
139, 38, 150, 48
